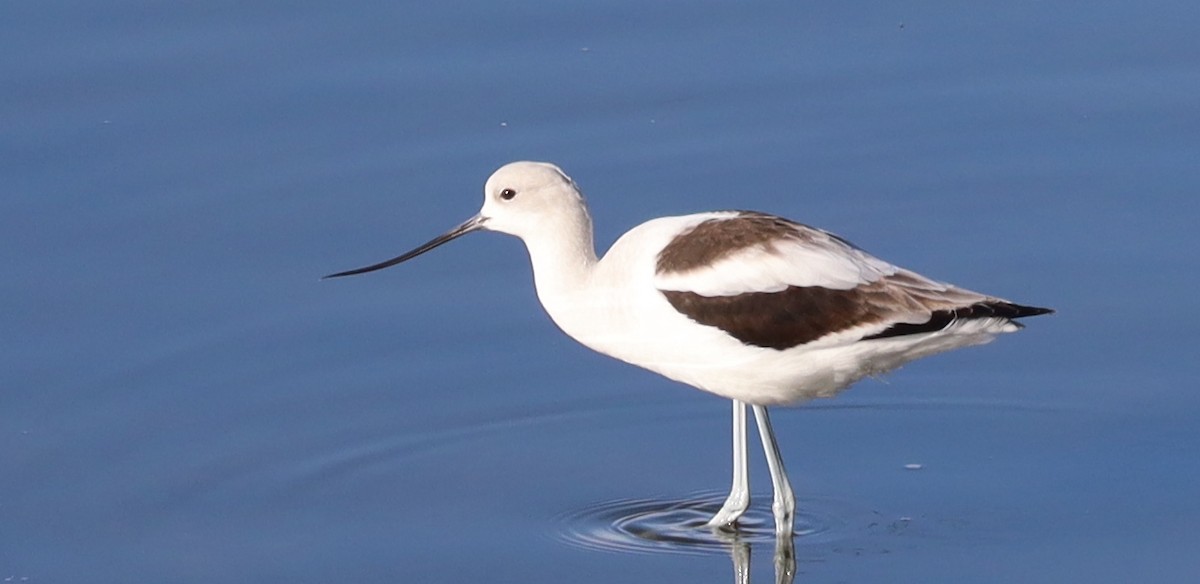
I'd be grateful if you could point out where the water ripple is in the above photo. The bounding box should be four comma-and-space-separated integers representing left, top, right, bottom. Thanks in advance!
553, 491, 878, 557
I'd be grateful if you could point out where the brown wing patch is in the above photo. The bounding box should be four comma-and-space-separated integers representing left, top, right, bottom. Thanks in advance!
656, 212, 816, 275
661, 286, 876, 349
661, 277, 1053, 350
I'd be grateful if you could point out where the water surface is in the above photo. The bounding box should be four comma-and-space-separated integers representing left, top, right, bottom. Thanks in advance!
3, 1, 1198, 582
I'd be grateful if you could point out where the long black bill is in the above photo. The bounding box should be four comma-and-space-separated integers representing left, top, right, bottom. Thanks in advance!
323, 215, 486, 279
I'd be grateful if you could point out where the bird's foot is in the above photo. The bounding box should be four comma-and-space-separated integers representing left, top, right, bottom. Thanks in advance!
706, 490, 750, 530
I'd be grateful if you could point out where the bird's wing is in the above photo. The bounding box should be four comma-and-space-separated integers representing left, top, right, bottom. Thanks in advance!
652, 212, 995, 349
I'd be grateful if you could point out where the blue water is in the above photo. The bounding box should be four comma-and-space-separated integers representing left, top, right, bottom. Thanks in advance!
4, 1, 1198, 582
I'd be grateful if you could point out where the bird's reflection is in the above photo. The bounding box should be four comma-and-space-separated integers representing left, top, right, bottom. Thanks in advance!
719, 531, 796, 584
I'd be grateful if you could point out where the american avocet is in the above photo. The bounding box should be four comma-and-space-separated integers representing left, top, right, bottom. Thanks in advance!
326, 161, 1052, 536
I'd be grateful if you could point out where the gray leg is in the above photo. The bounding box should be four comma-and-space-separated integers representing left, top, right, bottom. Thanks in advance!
707, 400, 750, 528
752, 405, 795, 537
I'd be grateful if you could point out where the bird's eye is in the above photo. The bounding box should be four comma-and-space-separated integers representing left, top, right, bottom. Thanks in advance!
499, 188, 517, 201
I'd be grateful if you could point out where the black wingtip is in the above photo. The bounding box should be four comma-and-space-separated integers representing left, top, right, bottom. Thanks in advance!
1009, 304, 1055, 319
863, 300, 1053, 341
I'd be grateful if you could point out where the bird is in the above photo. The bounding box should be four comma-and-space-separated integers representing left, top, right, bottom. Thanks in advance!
325, 161, 1053, 537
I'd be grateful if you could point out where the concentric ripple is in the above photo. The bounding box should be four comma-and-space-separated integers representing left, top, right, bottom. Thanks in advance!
554, 491, 875, 556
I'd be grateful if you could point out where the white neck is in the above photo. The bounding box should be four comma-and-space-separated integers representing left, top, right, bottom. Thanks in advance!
521, 207, 599, 324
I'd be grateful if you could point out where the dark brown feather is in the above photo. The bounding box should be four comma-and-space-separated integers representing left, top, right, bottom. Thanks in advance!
656, 212, 821, 274
661, 284, 1053, 350
661, 286, 873, 349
